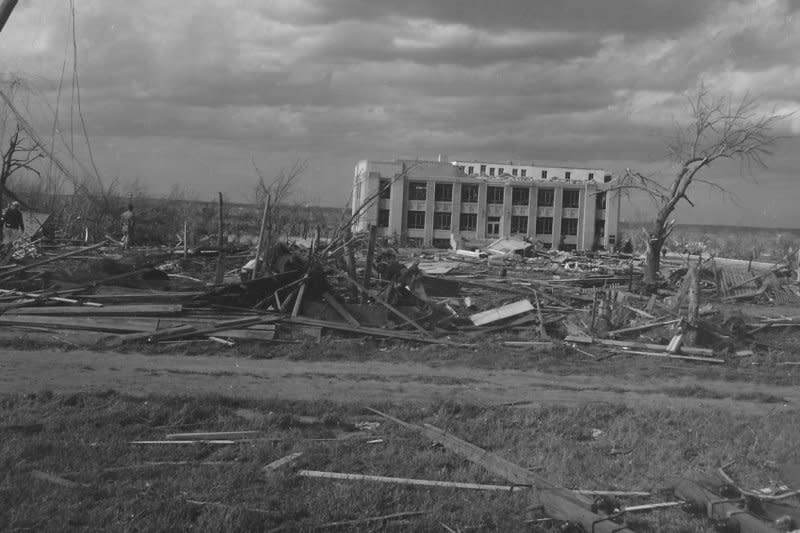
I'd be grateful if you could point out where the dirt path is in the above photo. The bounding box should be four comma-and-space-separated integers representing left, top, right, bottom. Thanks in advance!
0, 349, 796, 415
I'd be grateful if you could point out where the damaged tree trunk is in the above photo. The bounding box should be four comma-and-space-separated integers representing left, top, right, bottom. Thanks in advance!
685, 259, 700, 345
252, 194, 270, 280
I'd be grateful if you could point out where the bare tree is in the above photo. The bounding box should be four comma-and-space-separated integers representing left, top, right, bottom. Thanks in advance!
0, 83, 44, 240
616, 86, 786, 286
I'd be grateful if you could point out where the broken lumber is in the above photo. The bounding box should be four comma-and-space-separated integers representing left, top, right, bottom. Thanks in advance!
671, 477, 779, 533
614, 350, 725, 364
342, 276, 432, 337
287, 316, 468, 346
166, 431, 261, 440
565, 336, 714, 356
31, 470, 88, 489
0, 240, 107, 280
607, 319, 681, 338
367, 408, 635, 533
470, 299, 534, 326
263, 452, 303, 472
7, 304, 183, 317
321, 291, 361, 327
298, 470, 528, 491
313, 510, 426, 530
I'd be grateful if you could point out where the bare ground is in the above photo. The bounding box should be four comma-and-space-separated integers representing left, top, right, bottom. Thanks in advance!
1, 348, 796, 415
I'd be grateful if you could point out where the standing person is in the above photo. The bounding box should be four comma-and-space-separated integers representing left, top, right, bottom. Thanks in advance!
120, 204, 135, 249
2, 201, 24, 246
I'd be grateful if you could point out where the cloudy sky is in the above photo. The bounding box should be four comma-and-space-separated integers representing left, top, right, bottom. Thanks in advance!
1, 0, 799, 227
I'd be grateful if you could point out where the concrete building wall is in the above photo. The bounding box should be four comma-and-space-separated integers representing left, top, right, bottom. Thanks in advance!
352, 159, 621, 250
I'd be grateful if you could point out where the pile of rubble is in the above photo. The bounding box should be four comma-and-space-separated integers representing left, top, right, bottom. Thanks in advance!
0, 229, 798, 362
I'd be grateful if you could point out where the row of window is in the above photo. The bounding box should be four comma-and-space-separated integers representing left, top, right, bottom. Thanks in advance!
396, 210, 579, 236
396, 180, 601, 209
458, 166, 595, 182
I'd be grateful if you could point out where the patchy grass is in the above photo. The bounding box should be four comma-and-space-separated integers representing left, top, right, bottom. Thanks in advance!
2, 391, 799, 532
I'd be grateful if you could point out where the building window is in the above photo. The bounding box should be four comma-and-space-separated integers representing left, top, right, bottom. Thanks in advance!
563, 189, 580, 208
511, 215, 528, 234
480, 164, 486, 174
489, 167, 495, 176
460, 213, 477, 231
562, 243, 577, 251
595, 191, 606, 210
487, 186, 504, 204
435, 183, 453, 202
536, 216, 553, 234
486, 216, 500, 236
562, 218, 578, 236
604, 175, 612, 183
462, 184, 478, 203
433, 211, 451, 230
512, 187, 529, 206
408, 182, 427, 201
565, 171, 571, 181
520, 169, 527, 177
538, 188, 554, 207
512, 169, 518, 176
588, 172, 594, 181
407, 211, 425, 229
468, 166, 474, 174
595, 219, 605, 238
433, 238, 451, 249
379, 179, 391, 199
541, 170, 548, 179
378, 209, 389, 227
498, 167, 504, 175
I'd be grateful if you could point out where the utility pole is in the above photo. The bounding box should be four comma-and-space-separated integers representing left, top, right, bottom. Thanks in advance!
0, 0, 18, 33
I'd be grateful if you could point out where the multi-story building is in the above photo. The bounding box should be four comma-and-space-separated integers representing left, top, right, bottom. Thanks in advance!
351, 158, 621, 250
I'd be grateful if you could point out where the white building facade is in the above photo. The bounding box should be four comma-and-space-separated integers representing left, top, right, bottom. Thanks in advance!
351, 158, 621, 250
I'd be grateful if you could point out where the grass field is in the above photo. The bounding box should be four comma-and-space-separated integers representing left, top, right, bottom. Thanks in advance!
2, 390, 799, 532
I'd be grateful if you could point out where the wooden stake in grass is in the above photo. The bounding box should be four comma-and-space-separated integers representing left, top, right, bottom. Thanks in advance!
215, 192, 225, 285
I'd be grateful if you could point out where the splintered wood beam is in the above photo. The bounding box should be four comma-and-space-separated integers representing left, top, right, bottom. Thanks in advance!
367, 408, 635, 533
298, 470, 529, 491
263, 452, 303, 472
321, 291, 361, 327
341, 276, 432, 337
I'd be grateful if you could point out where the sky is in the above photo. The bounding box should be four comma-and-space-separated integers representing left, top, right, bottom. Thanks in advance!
1, 0, 799, 227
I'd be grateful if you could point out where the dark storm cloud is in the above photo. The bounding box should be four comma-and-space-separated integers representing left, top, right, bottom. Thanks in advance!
284, 0, 726, 35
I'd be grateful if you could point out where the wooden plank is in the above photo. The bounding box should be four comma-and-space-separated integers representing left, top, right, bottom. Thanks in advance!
287, 316, 469, 346
470, 299, 534, 326
607, 319, 681, 338
298, 470, 529, 491
321, 291, 361, 327
31, 470, 88, 489
342, 276, 432, 337
7, 304, 183, 316
367, 408, 635, 533
166, 431, 261, 440
616, 350, 725, 364
566, 336, 714, 356
313, 510, 426, 530
263, 452, 303, 472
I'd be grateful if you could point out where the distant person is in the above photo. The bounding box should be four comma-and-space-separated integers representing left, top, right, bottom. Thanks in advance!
120, 204, 135, 248
2, 201, 24, 246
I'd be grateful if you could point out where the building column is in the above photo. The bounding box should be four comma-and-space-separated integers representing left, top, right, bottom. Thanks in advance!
451, 182, 462, 239
424, 181, 436, 246
604, 189, 621, 249
580, 185, 596, 250
476, 182, 488, 240
501, 186, 513, 238
387, 173, 405, 238
552, 187, 563, 249
527, 186, 537, 238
